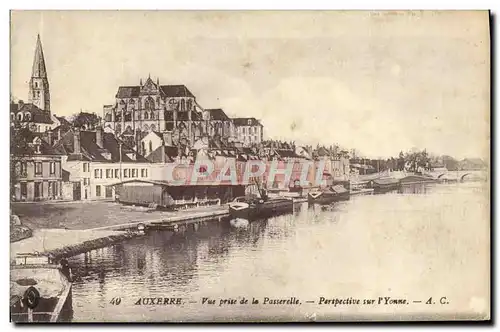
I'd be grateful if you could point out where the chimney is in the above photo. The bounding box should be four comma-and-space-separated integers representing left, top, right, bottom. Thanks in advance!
18, 100, 24, 110
73, 128, 81, 154
96, 126, 104, 148
47, 129, 53, 146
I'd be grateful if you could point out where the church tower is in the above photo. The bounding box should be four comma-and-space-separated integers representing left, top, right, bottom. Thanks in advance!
28, 34, 50, 112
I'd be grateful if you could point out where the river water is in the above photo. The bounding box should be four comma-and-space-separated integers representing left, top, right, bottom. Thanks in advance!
67, 181, 490, 322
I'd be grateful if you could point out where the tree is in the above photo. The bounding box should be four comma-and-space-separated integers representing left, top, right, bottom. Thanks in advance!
69, 111, 102, 130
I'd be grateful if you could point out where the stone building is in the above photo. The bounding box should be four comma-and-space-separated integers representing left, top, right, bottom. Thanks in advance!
232, 117, 264, 147
11, 130, 63, 201
53, 127, 151, 200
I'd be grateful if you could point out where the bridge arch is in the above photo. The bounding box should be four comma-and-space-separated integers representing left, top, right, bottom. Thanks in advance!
460, 173, 471, 182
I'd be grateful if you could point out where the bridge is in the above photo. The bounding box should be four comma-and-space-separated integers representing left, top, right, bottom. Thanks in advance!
351, 169, 488, 185
424, 170, 488, 182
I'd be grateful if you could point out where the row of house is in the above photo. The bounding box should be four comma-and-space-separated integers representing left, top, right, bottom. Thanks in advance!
11, 125, 351, 202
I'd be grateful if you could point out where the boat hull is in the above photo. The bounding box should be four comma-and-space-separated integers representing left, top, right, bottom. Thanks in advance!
229, 199, 294, 221
307, 191, 350, 205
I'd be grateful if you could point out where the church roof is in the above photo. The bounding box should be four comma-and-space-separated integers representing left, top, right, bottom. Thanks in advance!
206, 108, 230, 121
115, 84, 195, 99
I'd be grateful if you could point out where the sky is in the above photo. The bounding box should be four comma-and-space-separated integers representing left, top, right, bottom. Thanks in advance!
10, 11, 490, 159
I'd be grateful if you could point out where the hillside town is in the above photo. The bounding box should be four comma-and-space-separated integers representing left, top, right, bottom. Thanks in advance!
10, 35, 486, 204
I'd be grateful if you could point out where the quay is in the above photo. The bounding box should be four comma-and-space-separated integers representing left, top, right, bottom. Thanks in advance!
11, 198, 308, 260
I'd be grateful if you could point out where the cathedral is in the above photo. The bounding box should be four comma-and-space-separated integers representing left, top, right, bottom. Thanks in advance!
102, 76, 235, 148
10, 34, 60, 132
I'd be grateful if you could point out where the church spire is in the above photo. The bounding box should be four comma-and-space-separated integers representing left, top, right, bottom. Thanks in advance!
29, 34, 50, 112
31, 34, 47, 78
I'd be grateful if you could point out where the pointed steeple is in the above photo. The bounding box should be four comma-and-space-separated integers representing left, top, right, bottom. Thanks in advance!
31, 34, 47, 78
29, 34, 50, 112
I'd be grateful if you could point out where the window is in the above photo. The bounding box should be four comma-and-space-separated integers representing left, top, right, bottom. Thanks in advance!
37, 125, 40, 132
145, 97, 155, 110
20, 162, 27, 176
35, 162, 42, 175
132, 169, 137, 178
141, 141, 146, 155
17, 113, 22, 121
144, 111, 149, 120
181, 99, 185, 111
187, 99, 192, 111
50, 162, 56, 175
141, 169, 145, 177
35, 82, 38, 88
94, 169, 102, 179
20, 182, 27, 197
149, 141, 153, 153
242, 127, 246, 134
96, 185, 101, 197
83, 178, 88, 186
37, 91, 40, 97
83, 163, 87, 172
124, 169, 129, 178
114, 169, 120, 178
106, 169, 111, 178
10, 113, 14, 121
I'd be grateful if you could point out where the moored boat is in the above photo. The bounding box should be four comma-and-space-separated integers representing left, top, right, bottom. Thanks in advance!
10, 254, 73, 323
368, 178, 401, 193
307, 184, 350, 205
228, 196, 294, 220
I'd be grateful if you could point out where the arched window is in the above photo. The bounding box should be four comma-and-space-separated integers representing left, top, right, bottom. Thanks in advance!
124, 111, 132, 122
149, 140, 153, 153
17, 113, 23, 121
144, 111, 149, 120
187, 99, 192, 111
34, 82, 38, 88
150, 124, 156, 131
145, 97, 155, 110
141, 141, 146, 155
181, 99, 185, 111
24, 112, 31, 121
150, 111, 155, 120
128, 99, 135, 108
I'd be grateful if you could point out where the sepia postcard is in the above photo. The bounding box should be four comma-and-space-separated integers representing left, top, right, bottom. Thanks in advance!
9, 10, 490, 323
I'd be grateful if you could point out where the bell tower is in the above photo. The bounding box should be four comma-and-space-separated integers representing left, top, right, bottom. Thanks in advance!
28, 34, 50, 112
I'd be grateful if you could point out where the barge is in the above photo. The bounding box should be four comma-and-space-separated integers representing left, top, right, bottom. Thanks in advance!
307, 184, 350, 205
229, 196, 294, 220
368, 178, 401, 193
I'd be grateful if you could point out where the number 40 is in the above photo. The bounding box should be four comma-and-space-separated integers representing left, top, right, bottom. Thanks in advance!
110, 297, 122, 305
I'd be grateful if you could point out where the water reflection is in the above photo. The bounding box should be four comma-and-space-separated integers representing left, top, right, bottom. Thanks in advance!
67, 181, 488, 322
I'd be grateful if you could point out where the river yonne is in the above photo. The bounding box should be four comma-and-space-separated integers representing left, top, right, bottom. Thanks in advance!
68, 182, 489, 322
